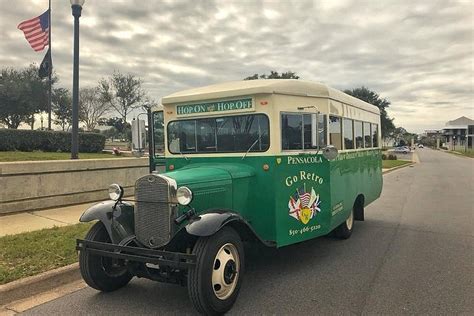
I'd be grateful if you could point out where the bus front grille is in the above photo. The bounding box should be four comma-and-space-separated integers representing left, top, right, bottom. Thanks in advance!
134, 174, 172, 248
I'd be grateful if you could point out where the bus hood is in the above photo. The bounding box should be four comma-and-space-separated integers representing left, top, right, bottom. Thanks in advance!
161, 163, 256, 212
163, 163, 256, 186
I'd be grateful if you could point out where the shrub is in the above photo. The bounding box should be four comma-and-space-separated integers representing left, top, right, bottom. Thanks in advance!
381, 154, 387, 160
388, 154, 397, 160
0, 129, 105, 153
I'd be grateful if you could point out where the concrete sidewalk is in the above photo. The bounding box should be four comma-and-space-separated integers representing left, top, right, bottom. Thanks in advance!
0, 202, 95, 237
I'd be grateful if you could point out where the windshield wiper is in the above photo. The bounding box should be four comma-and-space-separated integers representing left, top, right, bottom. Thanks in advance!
242, 138, 259, 160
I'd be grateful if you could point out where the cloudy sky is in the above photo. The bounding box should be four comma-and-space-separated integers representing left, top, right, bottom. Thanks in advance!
1, 0, 472, 133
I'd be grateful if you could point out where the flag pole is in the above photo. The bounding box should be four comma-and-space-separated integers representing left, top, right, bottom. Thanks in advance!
47, 0, 52, 130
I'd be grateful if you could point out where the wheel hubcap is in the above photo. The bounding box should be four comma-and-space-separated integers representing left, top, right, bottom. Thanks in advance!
212, 243, 239, 300
223, 260, 236, 284
346, 209, 354, 230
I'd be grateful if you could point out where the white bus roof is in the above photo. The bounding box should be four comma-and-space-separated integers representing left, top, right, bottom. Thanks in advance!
162, 79, 380, 115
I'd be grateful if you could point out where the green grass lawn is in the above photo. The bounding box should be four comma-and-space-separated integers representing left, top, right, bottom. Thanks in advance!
0, 222, 93, 285
0, 151, 123, 162
382, 160, 412, 169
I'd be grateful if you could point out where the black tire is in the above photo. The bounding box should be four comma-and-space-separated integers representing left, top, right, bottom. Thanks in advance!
79, 221, 132, 292
188, 227, 245, 315
333, 208, 354, 239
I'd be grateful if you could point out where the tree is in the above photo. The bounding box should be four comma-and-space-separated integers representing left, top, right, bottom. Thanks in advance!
52, 88, 72, 131
0, 65, 50, 128
344, 87, 395, 138
79, 87, 111, 131
244, 71, 300, 80
418, 135, 436, 147
1, 68, 33, 128
391, 127, 417, 147
98, 117, 131, 140
98, 71, 146, 122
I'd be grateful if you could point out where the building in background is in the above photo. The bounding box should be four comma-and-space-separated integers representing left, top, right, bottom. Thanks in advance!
424, 129, 443, 138
442, 116, 474, 150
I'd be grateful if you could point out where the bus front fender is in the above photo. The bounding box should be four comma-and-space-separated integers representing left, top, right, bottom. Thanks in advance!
185, 211, 241, 237
80, 200, 135, 243
185, 210, 274, 246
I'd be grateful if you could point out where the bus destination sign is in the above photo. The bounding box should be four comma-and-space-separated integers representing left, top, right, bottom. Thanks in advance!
177, 98, 253, 116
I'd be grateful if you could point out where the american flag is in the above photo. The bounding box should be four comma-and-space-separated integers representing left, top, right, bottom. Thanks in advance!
298, 187, 311, 207
18, 10, 50, 52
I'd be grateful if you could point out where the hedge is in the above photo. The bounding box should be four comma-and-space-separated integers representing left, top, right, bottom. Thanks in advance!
0, 129, 106, 152
381, 153, 398, 160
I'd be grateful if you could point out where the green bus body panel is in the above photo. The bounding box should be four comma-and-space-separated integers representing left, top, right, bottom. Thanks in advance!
165, 166, 232, 185
155, 149, 382, 247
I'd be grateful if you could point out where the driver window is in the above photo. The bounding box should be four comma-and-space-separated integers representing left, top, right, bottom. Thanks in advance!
282, 114, 303, 150
282, 113, 327, 151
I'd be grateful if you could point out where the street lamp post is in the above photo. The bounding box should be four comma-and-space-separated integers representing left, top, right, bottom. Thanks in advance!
70, 0, 84, 159
136, 112, 148, 155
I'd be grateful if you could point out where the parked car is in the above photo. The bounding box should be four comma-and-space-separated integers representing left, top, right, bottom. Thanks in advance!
394, 146, 410, 154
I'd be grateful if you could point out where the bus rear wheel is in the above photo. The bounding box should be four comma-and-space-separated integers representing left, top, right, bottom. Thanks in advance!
334, 208, 354, 239
188, 227, 244, 315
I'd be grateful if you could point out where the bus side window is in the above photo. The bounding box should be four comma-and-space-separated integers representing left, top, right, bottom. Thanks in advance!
343, 118, 354, 149
364, 122, 372, 147
354, 121, 363, 149
318, 114, 327, 148
372, 123, 379, 147
329, 115, 342, 150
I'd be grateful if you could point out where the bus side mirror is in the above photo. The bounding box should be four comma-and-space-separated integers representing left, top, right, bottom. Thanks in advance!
322, 145, 338, 160
132, 118, 147, 157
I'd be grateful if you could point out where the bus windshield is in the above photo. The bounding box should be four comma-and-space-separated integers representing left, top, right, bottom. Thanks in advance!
167, 114, 269, 154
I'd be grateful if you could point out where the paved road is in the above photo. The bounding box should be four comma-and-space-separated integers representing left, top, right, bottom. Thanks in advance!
23, 148, 473, 315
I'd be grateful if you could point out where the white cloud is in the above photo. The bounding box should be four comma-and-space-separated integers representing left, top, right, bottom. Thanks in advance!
1, 0, 472, 132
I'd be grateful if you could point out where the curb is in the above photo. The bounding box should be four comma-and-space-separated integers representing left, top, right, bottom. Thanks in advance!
441, 149, 472, 159
382, 161, 415, 174
0, 263, 81, 306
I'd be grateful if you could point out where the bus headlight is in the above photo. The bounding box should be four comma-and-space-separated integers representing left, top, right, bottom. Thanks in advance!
177, 186, 193, 206
108, 184, 124, 201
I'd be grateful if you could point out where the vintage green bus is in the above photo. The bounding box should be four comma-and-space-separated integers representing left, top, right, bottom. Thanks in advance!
77, 80, 382, 315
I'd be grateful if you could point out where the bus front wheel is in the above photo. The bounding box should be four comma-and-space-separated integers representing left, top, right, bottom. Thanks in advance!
334, 208, 354, 239
188, 227, 244, 315
79, 222, 132, 292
